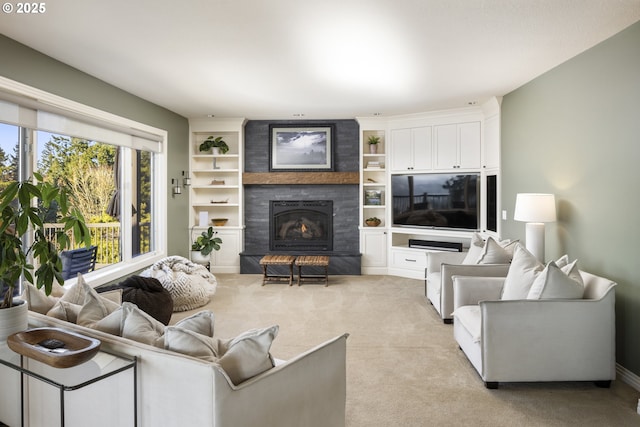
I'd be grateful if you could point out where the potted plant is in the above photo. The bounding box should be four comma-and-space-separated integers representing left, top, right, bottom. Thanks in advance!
0, 174, 91, 339
199, 136, 230, 155
190, 226, 223, 265
365, 217, 382, 227
367, 135, 381, 154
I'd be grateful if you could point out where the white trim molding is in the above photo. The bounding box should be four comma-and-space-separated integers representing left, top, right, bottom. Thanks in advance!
617, 363, 640, 392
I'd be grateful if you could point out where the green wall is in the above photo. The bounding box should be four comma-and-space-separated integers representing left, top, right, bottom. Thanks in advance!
502, 21, 640, 375
0, 35, 190, 258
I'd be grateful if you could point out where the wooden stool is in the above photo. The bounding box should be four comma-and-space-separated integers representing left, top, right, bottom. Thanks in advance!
295, 255, 330, 287
259, 255, 296, 286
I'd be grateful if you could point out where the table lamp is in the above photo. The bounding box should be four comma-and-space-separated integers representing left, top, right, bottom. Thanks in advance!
514, 193, 557, 262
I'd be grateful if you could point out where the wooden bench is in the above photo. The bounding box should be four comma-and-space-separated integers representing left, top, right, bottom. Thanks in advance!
259, 255, 296, 286
295, 255, 330, 287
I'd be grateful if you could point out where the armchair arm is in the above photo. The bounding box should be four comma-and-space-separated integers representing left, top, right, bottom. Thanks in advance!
453, 276, 505, 310
426, 251, 467, 274
440, 264, 509, 319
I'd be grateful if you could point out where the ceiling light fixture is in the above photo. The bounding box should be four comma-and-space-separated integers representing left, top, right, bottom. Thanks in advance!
293, 113, 305, 117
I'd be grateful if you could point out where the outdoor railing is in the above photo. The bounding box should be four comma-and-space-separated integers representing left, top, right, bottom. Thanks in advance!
44, 221, 152, 267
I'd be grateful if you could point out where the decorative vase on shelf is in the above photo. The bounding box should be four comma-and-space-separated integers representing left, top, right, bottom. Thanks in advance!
369, 144, 378, 154
212, 147, 221, 155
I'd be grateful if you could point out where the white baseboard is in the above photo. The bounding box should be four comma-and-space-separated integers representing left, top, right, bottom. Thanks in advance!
617, 363, 640, 391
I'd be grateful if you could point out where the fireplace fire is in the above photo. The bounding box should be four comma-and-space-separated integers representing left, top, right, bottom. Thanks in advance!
270, 200, 333, 251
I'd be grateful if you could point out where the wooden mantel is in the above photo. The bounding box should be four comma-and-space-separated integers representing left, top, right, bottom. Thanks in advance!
242, 172, 359, 185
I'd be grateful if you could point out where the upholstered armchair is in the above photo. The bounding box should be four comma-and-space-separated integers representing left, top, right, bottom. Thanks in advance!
452, 271, 617, 389
426, 235, 514, 324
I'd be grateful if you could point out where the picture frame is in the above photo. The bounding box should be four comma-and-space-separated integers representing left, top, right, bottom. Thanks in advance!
269, 124, 334, 171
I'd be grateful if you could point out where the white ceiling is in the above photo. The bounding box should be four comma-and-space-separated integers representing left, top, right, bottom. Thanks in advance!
1, 0, 639, 120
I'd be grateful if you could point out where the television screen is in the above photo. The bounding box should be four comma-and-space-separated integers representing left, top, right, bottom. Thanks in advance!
391, 173, 479, 230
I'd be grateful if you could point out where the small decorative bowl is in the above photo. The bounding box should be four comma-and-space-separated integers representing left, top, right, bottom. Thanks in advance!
365, 219, 381, 227
212, 218, 228, 226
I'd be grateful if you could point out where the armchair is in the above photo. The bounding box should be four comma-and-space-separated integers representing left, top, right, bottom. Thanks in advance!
452, 272, 616, 389
426, 251, 509, 323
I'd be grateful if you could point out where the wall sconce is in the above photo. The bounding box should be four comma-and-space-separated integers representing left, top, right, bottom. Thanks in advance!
182, 171, 191, 187
172, 178, 182, 196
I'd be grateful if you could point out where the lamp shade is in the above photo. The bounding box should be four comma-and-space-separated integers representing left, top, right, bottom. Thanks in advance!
514, 193, 557, 223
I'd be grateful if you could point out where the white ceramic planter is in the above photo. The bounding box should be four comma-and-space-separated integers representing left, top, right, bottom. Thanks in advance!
191, 250, 210, 266
0, 299, 28, 341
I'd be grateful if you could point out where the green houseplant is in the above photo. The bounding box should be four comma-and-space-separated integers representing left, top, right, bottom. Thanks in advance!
367, 135, 381, 154
199, 136, 230, 154
0, 174, 91, 338
190, 227, 223, 265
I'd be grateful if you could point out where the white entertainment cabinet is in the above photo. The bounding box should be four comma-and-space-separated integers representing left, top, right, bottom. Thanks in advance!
357, 97, 502, 279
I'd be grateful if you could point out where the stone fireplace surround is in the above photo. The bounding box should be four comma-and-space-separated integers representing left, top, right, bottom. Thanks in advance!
240, 120, 361, 275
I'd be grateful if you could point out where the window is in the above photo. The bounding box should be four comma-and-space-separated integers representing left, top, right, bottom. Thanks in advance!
0, 78, 167, 286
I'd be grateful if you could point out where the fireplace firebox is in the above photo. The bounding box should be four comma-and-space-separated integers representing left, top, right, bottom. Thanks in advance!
270, 200, 333, 251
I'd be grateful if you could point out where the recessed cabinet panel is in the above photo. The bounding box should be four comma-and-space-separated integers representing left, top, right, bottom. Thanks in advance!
458, 122, 481, 169
390, 126, 432, 172
434, 124, 458, 170
434, 121, 481, 170
412, 127, 432, 170
390, 129, 412, 171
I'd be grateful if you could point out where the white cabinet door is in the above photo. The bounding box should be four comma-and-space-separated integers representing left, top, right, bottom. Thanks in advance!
458, 122, 481, 169
391, 127, 433, 172
390, 128, 412, 171
434, 122, 481, 170
211, 229, 241, 271
412, 127, 432, 170
361, 230, 387, 267
434, 124, 458, 169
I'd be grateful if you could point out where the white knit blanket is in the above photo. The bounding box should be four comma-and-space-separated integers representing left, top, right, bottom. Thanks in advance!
140, 256, 217, 312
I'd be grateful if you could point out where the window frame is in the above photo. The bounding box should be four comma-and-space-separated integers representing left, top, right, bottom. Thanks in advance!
0, 76, 168, 287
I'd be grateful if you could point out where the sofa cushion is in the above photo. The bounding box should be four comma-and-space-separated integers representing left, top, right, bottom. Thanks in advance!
452, 305, 481, 342
23, 281, 66, 314
217, 325, 279, 385
46, 300, 82, 322
76, 278, 121, 328
527, 260, 584, 300
173, 310, 215, 336
501, 243, 544, 300
164, 326, 218, 361
93, 302, 165, 347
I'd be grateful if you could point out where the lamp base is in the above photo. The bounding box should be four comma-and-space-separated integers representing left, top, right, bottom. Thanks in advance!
525, 222, 545, 262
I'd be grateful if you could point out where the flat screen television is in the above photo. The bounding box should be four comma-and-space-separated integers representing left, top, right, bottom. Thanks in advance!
391, 173, 479, 231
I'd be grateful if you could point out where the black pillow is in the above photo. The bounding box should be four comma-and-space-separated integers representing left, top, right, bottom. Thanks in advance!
96, 276, 173, 325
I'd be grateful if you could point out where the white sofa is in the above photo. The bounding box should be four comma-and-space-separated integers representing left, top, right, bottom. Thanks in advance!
426, 251, 509, 323
452, 271, 616, 389
10, 312, 348, 427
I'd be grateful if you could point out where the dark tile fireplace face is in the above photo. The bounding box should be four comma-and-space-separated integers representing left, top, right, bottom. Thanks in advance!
270, 200, 333, 251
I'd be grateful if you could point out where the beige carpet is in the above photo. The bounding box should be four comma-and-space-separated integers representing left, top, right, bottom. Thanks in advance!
171, 274, 640, 426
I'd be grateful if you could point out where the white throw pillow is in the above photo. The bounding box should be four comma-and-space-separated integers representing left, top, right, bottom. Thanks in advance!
77, 278, 121, 328
462, 233, 484, 264
120, 303, 165, 347
501, 243, 544, 300
23, 282, 58, 314
527, 260, 584, 300
173, 311, 215, 337
217, 325, 279, 385
164, 327, 219, 361
46, 300, 82, 323
476, 237, 512, 264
